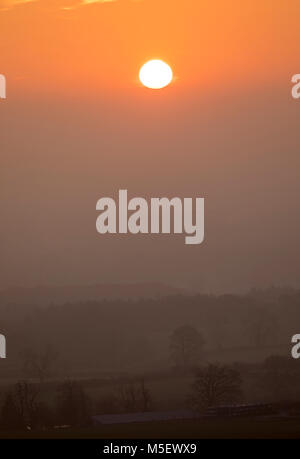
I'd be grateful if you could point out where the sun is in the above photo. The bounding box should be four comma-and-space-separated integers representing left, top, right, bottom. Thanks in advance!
139, 60, 173, 89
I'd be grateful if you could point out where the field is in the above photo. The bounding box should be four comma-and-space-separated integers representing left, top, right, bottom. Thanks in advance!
1, 417, 300, 439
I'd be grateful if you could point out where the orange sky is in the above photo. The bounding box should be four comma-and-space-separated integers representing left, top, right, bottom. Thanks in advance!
1, 0, 299, 95
1, 1, 300, 292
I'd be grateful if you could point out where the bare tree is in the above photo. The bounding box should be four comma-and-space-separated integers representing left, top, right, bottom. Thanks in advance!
139, 378, 151, 412
190, 363, 242, 410
56, 380, 91, 427
115, 378, 152, 413
170, 325, 204, 369
12, 381, 40, 428
1, 381, 53, 430
115, 381, 139, 412
1, 392, 23, 430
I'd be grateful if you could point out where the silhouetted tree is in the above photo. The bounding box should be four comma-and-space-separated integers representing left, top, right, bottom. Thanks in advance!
1, 392, 23, 430
115, 381, 139, 412
1, 381, 54, 430
56, 380, 91, 427
190, 363, 242, 410
0, 381, 44, 429
115, 378, 152, 413
139, 378, 151, 412
170, 325, 204, 369
14, 380, 40, 427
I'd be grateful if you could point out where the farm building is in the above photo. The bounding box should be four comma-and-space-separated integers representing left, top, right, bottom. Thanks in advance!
92, 404, 278, 425
92, 410, 200, 425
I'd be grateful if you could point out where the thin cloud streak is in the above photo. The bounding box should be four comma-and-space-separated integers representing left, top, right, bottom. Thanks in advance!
0, 0, 36, 11
62, 0, 116, 10
0, 0, 134, 10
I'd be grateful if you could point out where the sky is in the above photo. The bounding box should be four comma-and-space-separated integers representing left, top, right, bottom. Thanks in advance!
1, 0, 300, 293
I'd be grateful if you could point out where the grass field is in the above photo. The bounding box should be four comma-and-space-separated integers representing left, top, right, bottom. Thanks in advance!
1, 417, 300, 439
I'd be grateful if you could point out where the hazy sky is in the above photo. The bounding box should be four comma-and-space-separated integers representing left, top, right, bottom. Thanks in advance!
1, 0, 300, 292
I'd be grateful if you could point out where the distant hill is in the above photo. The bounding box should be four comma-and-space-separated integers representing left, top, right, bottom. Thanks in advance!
0, 282, 188, 306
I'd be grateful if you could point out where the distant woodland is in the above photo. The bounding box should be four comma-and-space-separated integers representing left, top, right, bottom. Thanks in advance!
0, 286, 298, 378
